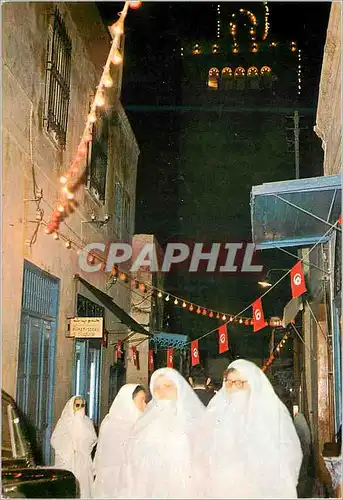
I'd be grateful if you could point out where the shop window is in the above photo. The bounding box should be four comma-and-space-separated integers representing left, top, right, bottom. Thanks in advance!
208, 67, 219, 89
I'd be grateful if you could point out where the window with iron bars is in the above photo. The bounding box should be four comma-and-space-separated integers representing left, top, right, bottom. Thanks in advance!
44, 8, 72, 149
87, 111, 109, 201
114, 178, 131, 238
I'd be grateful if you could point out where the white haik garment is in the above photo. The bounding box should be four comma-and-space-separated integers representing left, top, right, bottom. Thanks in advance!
50, 396, 97, 498
93, 384, 142, 498
120, 368, 205, 499
199, 359, 303, 499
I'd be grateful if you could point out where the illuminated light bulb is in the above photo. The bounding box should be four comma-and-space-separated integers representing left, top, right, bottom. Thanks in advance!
239, 318, 243, 324
66, 241, 72, 249
45, 225, 53, 234
202, 309, 207, 316
182, 301, 187, 308
89, 111, 97, 124
112, 49, 123, 65
104, 73, 113, 88
95, 91, 105, 107
174, 298, 178, 305
57, 205, 65, 213
197, 307, 201, 314
129, 1, 142, 9
229, 316, 233, 322
222, 315, 227, 321
165, 295, 170, 302
139, 283, 146, 292
157, 291, 163, 298
119, 272, 126, 280
189, 305, 194, 311
110, 18, 124, 35
60, 175, 68, 185
88, 254, 95, 264
209, 311, 214, 318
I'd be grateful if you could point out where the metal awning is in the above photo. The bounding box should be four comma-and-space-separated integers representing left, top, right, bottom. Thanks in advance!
251, 174, 341, 249
74, 275, 150, 336
152, 332, 188, 349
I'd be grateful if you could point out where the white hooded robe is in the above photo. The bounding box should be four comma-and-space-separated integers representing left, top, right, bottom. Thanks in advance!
120, 368, 205, 499
197, 359, 303, 499
93, 383, 143, 498
50, 396, 97, 498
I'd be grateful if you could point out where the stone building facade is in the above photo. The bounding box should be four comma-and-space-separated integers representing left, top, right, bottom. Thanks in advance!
2, 2, 139, 464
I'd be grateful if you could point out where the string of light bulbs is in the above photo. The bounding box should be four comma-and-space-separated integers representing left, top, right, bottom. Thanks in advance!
45, 0, 141, 237
261, 330, 290, 371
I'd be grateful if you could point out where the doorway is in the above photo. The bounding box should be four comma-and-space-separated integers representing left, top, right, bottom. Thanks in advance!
73, 294, 104, 428
16, 261, 59, 464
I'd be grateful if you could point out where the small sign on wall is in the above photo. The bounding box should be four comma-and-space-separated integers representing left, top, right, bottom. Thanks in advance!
69, 317, 104, 338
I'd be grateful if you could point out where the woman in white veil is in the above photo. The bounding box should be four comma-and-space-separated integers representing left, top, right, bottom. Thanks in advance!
92, 384, 147, 498
120, 367, 205, 499
51, 395, 97, 498
200, 359, 302, 499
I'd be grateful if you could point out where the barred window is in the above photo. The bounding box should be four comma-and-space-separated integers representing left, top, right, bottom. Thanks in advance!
87, 111, 109, 201
123, 192, 131, 235
44, 8, 72, 149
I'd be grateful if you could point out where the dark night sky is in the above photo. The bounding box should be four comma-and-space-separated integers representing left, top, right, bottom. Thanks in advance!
98, 2, 330, 359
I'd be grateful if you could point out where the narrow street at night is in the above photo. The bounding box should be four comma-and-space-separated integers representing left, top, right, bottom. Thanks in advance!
2, 1, 342, 498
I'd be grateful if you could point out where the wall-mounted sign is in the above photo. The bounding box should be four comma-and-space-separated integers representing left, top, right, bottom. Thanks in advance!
69, 317, 104, 338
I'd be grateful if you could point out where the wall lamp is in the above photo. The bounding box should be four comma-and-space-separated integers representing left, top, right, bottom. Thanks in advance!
258, 268, 289, 288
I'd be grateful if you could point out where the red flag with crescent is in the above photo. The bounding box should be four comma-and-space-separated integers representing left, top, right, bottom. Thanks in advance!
252, 298, 267, 332
218, 324, 229, 354
167, 347, 174, 368
191, 340, 200, 366
290, 261, 307, 298
148, 349, 154, 372
116, 340, 122, 359
132, 346, 137, 367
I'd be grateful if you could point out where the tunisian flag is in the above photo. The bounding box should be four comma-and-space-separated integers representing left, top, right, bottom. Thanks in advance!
290, 261, 307, 298
132, 346, 137, 367
148, 349, 154, 372
116, 340, 122, 359
218, 324, 229, 354
191, 340, 200, 366
167, 347, 174, 368
252, 298, 267, 332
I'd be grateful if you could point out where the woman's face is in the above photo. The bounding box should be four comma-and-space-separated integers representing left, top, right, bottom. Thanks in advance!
224, 369, 251, 394
153, 375, 178, 400
133, 390, 147, 412
73, 397, 85, 413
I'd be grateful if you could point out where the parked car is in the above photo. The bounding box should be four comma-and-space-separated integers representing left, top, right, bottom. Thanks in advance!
2, 390, 79, 498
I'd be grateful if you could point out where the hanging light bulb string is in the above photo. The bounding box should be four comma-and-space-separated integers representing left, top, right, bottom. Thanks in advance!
42, 218, 339, 345
46, 1, 137, 237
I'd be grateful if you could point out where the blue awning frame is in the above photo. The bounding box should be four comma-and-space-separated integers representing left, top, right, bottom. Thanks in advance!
251, 174, 341, 250
152, 332, 188, 349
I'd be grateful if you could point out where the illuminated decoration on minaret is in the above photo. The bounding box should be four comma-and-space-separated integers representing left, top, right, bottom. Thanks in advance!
297, 49, 302, 95
263, 1, 270, 40
217, 4, 221, 39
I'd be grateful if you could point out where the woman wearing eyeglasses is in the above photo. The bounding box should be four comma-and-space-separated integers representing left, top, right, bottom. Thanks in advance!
51, 396, 97, 498
198, 359, 302, 499
92, 384, 147, 498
